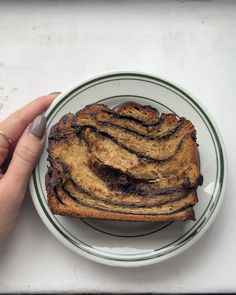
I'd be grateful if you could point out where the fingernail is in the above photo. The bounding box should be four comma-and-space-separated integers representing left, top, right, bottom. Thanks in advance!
30, 115, 47, 139
48, 92, 61, 95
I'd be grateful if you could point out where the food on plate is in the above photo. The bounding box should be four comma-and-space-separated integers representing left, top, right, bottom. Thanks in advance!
46, 102, 203, 221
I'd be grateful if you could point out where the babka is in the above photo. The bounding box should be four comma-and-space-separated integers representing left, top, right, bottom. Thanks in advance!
46, 102, 203, 221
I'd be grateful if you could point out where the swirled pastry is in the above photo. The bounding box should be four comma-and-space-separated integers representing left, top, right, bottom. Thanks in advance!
46, 102, 203, 221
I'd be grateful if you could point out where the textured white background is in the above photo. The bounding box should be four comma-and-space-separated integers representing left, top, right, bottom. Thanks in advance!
0, 0, 235, 293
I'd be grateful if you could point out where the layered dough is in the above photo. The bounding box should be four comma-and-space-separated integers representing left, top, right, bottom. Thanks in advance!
46, 102, 202, 221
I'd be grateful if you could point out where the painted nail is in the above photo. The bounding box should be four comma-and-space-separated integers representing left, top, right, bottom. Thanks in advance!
30, 115, 47, 139
48, 92, 61, 95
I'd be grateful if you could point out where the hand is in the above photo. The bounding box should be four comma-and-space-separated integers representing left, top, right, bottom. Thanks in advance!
0, 93, 60, 242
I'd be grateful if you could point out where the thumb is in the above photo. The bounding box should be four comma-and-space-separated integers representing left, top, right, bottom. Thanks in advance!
4, 115, 46, 194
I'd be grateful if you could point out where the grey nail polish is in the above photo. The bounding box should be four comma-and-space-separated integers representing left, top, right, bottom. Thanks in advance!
30, 115, 47, 139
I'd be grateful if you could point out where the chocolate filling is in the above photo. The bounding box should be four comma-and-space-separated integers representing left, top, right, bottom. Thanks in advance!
61, 183, 195, 216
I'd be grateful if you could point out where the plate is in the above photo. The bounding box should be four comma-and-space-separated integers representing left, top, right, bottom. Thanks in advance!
29, 72, 227, 267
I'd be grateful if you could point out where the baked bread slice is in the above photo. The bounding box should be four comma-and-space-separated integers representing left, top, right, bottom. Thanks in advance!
46, 102, 203, 221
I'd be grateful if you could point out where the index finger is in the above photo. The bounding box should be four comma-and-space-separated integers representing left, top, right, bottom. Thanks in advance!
0, 93, 59, 142
0, 93, 60, 165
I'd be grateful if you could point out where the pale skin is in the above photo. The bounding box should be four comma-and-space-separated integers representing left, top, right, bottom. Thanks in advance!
0, 93, 59, 242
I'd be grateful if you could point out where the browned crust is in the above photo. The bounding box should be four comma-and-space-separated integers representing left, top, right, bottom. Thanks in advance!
48, 193, 196, 222
48, 113, 75, 140
113, 101, 160, 125
81, 107, 179, 139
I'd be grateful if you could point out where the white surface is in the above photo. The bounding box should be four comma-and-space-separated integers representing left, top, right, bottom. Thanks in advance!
0, 0, 235, 293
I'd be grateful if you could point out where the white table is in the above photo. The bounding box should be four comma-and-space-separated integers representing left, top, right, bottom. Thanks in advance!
0, 1, 235, 293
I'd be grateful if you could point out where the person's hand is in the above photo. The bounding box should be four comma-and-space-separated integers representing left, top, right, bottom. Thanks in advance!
0, 93, 60, 242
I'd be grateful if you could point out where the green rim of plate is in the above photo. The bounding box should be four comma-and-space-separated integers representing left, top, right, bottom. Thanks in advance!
32, 72, 225, 263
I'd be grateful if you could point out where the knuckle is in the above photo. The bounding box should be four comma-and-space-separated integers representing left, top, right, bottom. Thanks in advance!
11, 109, 28, 128
15, 145, 38, 166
